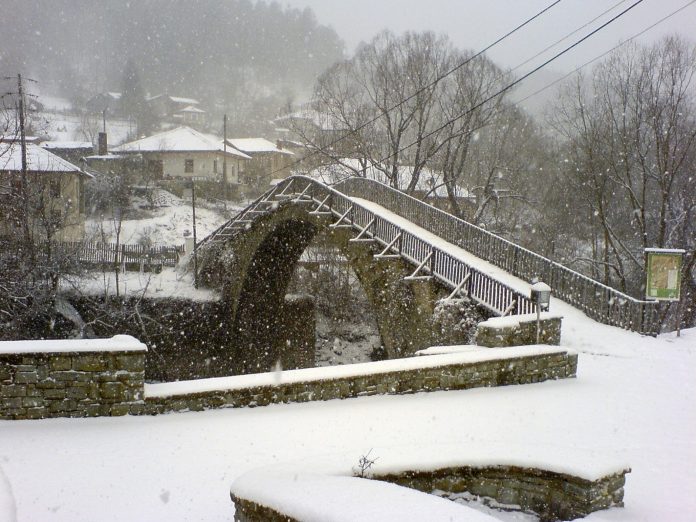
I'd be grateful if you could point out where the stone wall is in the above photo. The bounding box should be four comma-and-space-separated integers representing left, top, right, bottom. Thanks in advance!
0, 336, 146, 420
232, 496, 298, 522
476, 313, 563, 348
144, 347, 577, 414
375, 465, 629, 522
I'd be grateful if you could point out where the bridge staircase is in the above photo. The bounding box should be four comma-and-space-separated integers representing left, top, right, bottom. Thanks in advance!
197, 175, 661, 335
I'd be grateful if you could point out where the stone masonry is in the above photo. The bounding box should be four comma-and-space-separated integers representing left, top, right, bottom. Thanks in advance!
376, 465, 629, 522
144, 347, 577, 414
0, 336, 146, 420
476, 313, 563, 348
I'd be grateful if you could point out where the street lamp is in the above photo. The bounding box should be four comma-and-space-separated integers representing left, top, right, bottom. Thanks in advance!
530, 281, 551, 343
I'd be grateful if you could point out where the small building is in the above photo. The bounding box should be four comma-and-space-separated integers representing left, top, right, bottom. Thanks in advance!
147, 95, 203, 122
224, 138, 294, 191
86, 92, 124, 115
39, 141, 94, 165
0, 142, 92, 241
173, 105, 206, 126
112, 126, 250, 186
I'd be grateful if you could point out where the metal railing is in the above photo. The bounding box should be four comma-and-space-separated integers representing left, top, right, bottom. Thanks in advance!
335, 177, 661, 335
199, 176, 536, 318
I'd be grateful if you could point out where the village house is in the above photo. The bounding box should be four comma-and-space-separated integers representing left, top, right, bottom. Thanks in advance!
0, 142, 92, 241
112, 126, 250, 188
86, 91, 124, 115
224, 138, 294, 191
147, 95, 206, 126
40, 140, 94, 165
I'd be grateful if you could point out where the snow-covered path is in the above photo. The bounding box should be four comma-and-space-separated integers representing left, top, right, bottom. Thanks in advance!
0, 319, 693, 521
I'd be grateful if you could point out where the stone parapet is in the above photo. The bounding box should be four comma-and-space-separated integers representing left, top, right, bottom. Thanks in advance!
476, 313, 563, 348
145, 346, 577, 415
0, 336, 146, 420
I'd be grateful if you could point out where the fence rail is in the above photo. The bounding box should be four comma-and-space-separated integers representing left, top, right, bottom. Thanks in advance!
52, 241, 183, 270
334, 177, 661, 335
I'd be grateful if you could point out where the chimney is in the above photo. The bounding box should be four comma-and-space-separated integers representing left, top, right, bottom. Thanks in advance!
98, 132, 108, 155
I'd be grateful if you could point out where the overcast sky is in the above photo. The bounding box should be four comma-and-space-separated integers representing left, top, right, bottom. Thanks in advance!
282, 0, 695, 74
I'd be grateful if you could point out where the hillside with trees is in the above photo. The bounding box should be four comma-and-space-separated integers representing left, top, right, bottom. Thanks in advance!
0, 0, 344, 132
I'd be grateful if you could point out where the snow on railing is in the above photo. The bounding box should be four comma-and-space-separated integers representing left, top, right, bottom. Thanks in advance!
335, 177, 661, 336
197, 175, 660, 334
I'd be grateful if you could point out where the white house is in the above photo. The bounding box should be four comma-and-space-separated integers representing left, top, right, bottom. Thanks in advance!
112, 126, 250, 183
224, 138, 294, 189
0, 142, 92, 241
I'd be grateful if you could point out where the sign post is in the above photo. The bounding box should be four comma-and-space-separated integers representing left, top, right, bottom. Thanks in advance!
645, 248, 685, 336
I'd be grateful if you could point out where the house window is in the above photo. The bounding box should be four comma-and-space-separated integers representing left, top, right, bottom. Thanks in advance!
50, 179, 61, 198
185, 159, 194, 173
213, 159, 218, 174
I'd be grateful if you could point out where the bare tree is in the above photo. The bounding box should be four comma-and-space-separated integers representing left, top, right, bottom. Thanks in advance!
549, 36, 696, 319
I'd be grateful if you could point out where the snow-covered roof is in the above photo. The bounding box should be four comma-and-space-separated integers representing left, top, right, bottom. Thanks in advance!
307, 158, 471, 198
112, 127, 250, 159
178, 105, 205, 114
274, 108, 348, 131
40, 141, 93, 150
0, 142, 91, 175
148, 94, 200, 105
225, 138, 293, 155
106, 92, 122, 100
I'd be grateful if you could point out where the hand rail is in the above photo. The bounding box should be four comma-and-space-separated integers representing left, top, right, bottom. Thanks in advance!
334, 177, 661, 335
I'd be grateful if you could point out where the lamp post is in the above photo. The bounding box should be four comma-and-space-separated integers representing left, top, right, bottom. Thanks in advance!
530, 281, 551, 344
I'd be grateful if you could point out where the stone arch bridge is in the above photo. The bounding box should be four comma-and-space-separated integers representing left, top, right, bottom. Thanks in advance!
197, 176, 660, 373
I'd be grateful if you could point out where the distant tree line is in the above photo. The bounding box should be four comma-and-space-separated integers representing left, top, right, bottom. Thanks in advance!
0, 0, 344, 133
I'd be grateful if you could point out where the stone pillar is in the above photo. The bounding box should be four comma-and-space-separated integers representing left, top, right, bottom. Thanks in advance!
276, 294, 316, 370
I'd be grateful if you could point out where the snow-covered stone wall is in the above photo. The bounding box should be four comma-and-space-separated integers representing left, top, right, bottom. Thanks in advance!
376, 464, 629, 521
144, 346, 578, 414
476, 313, 563, 348
0, 336, 146, 420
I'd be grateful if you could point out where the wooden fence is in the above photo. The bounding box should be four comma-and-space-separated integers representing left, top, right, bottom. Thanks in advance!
54, 241, 184, 271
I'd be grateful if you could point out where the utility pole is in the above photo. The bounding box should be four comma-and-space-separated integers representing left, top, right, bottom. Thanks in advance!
17, 74, 27, 179
191, 179, 198, 289
223, 113, 228, 206
16, 74, 32, 258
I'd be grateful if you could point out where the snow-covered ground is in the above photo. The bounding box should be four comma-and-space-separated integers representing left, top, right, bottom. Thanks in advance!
2, 190, 694, 520
0, 304, 693, 521
35, 111, 133, 146
85, 191, 235, 247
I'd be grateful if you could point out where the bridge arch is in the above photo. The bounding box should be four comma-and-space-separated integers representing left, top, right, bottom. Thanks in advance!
202, 202, 441, 374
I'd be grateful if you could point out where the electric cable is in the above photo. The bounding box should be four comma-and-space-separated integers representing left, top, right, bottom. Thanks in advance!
265, 1, 563, 177
512, 0, 696, 106
371, 0, 646, 169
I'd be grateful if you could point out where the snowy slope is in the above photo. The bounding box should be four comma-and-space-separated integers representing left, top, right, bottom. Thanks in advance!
0, 321, 693, 521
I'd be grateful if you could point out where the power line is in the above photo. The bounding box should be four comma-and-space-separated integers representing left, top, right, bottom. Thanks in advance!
508, 0, 630, 76
373, 0, 646, 168
268, 0, 563, 177
512, 0, 696, 106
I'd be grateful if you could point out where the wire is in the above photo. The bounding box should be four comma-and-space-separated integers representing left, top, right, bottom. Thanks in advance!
267, 1, 563, 177
512, 0, 696, 106
508, 0, 629, 76
372, 0, 646, 168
